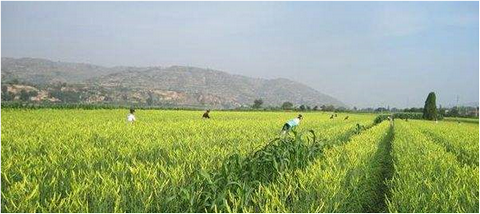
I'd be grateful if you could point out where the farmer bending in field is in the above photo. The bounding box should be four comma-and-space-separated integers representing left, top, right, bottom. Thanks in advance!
281, 114, 303, 135
202, 110, 211, 119
127, 108, 136, 123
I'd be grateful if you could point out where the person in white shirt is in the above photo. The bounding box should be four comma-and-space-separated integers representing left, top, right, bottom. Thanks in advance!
281, 114, 303, 134
127, 108, 136, 123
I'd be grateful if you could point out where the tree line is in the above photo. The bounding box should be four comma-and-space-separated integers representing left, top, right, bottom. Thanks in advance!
250, 99, 349, 112
2, 87, 478, 119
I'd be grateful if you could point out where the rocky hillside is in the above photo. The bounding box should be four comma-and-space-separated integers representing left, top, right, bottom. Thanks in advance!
1, 57, 345, 108
1, 57, 118, 84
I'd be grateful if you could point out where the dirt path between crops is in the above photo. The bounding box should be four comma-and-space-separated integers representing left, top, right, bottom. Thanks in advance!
365, 125, 395, 213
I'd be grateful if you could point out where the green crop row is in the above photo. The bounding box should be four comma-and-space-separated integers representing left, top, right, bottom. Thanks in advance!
443, 117, 479, 124
387, 121, 479, 213
258, 121, 392, 213
410, 120, 479, 166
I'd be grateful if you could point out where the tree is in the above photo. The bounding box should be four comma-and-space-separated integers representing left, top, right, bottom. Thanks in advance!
1, 85, 8, 94
6, 92, 15, 101
327, 105, 335, 112
423, 92, 438, 120
320, 105, 327, 111
404, 107, 423, 113
252, 99, 263, 109
336, 107, 347, 112
321, 105, 335, 112
313, 105, 319, 111
28, 90, 38, 97
446, 106, 459, 117
299, 105, 306, 111
2, 85, 14, 101
1, 85, 11, 101
10, 79, 19, 84
438, 105, 446, 117
146, 97, 154, 106
104, 96, 113, 102
50, 90, 81, 103
20, 89, 30, 101
281, 102, 294, 110
146, 92, 154, 106
375, 107, 388, 112
121, 94, 128, 101
299, 105, 307, 111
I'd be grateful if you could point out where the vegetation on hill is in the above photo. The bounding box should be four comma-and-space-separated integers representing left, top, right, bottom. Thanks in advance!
1, 57, 345, 109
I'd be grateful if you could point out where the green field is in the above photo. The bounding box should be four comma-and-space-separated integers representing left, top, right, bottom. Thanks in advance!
444, 117, 480, 124
1, 109, 478, 212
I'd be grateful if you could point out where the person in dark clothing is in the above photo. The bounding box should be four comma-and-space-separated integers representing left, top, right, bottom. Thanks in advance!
330, 115, 334, 119
355, 123, 365, 134
344, 116, 349, 120
202, 110, 211, 119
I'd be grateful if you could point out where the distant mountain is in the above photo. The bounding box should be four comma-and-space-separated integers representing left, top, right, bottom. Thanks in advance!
1, 57, 118, 84
1, 57, 345, 108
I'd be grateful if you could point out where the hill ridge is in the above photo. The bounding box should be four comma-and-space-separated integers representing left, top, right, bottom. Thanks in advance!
1, 57, 345, 108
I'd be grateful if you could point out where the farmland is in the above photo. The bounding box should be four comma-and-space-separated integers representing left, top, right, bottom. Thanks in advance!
1, 109, 479, 213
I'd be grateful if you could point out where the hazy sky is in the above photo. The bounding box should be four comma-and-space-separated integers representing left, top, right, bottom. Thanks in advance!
2, 1, 478, 108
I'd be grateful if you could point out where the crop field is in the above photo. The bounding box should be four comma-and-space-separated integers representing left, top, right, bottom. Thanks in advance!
1, 109, 479, 213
